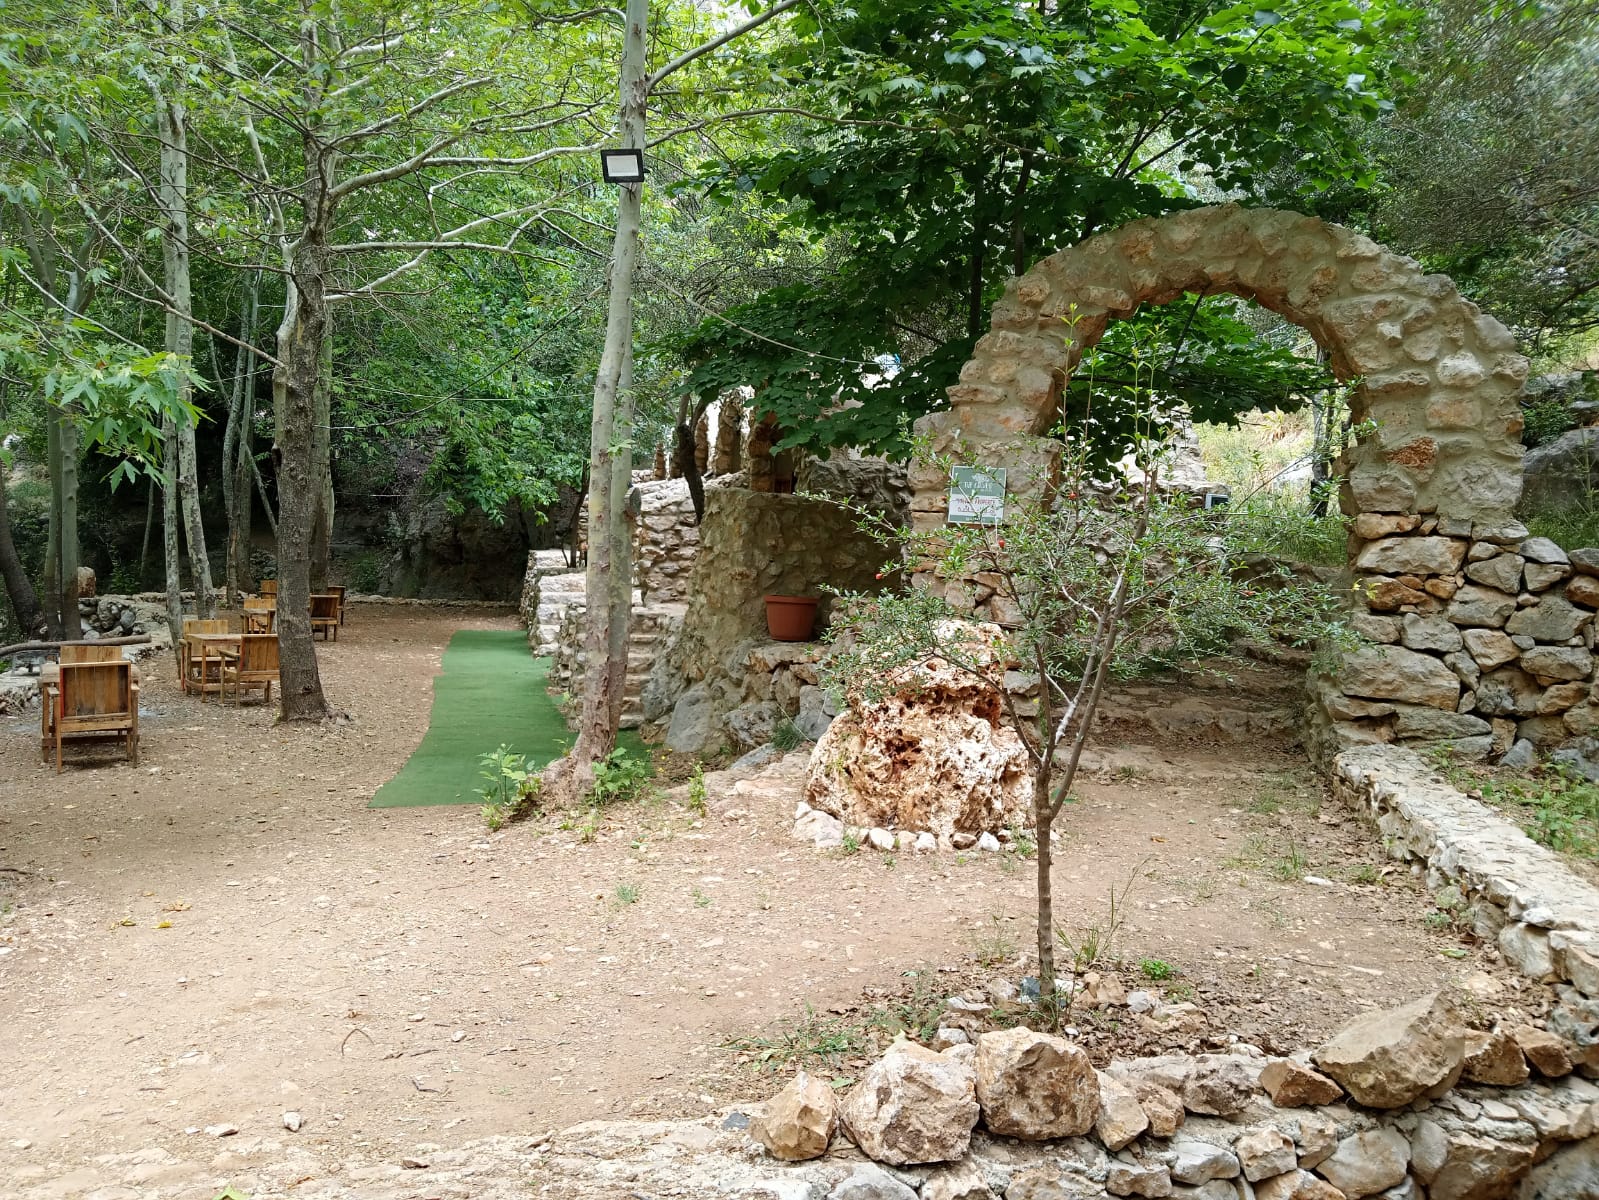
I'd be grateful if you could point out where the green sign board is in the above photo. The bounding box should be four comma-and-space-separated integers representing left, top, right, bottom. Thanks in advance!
948, 466, 1006, 525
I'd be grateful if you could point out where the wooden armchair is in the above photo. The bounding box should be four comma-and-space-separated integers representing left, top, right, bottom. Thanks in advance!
59, 644, 124, 664
50, 659, 138, 771
259, 580, 279, 597
219, 633, 279, 705
310, 594, 339, 641
327, 584, 347, 625
243, 596, 276, 633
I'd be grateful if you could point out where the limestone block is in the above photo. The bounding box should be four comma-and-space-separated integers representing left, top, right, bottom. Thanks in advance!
1426, 1131, 1536, 1200
839, 1041, 979, 1165
1522, 537, 1571, 566
1525, 562, 1573, 591
1260, 1059, 1343, 1107
1095, 1072, 1150, 1150
1312, 992, 1466, 1108
1476, 668, 1542, 718
1448, 585, 1519, 629
920, 1161, 993, 1200
1511, 1026, 1574, 1078
1355, 536, 1467, 577
1461, 1029, 1530, 1086
974, 1027, 1099, 1139
1567, 575, 1599, 607
1352, 614, 1401, 644
1135, 1080, 1185, 1138
1400, 613, 1463, 654
1463, 628, 1520, 670
1363, 576, 1432, 611
1339, 645, 1461, 711
1254, 1169, 1345, 1200
752, 1071, 838, 1160
1518, 645, 1593, 682
1465, 554, 1524, 594
1537, 682, 1588, 714
1506, 596, 1589, 642
1169, 1137, 1240, 1184
1316, 1128, 1411, 1198
1355, 514, 1422, 539
1105, 1160, 1171, 1198
1236, 1127, 1298, 1182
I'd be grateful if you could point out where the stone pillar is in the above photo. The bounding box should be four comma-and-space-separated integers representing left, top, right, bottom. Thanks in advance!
748, 413, 780, 493
694, 412, 710, 477
712, 400, 742, 476
653, 444, 667, 480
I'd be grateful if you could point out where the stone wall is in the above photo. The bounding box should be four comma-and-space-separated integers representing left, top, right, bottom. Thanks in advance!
642, 488, 890, 754
1318, 519, 1599, 757
634, 476, 709, 603
1334, 744, 1599, 1018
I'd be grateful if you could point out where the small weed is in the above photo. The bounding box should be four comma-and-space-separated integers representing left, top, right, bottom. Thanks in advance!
1424, 909, 1455, 933
1111, 764, 1144, 782
1258, 898, 1289, 929
1349, 862, 1384, 886
478, 745, 540, 827
692, 887, 712, 908
614, 882, 640, 906
771, 718, 804, 752
966, 915, 1018, 967
839, 830, 862, 856
590, 748, 651, 807
1271, 835, 1309, 882
686, 764, 707, 816
1057, 863, 1142, 973
1192, 876, 1217, 902
1248, 790, 1285, 815
1139, 957, 1177, 981
1164, 981, 1197, 1002
1006, 826, 1037, 858
1476, 763, 1599, 859
725, 1005, 870, 1073
881, 853, 897, 870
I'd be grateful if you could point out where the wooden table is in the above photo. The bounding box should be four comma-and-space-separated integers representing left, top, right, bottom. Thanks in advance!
184, 632, 241, 700
39, 660, 142, 751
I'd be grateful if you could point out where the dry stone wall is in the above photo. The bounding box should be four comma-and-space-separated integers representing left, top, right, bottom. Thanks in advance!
1318, 520, 1599, 757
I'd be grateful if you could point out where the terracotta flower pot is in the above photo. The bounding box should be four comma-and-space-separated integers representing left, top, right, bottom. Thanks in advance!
764, 595, 818, 642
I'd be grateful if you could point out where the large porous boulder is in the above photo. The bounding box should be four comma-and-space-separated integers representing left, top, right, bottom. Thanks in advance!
1338, 645, 1461, 711
974, 1027, 1099, 1139
805, 621, 1032, 845
1311, 991, 1467, 1108
752, 1070, 838, 1161
840, 1041, 980, 1165
1524, 425, 1599, 514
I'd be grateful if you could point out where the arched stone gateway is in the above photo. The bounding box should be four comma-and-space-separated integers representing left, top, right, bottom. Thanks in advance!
908, 206, 1599, 759
909, 204, 1528, 547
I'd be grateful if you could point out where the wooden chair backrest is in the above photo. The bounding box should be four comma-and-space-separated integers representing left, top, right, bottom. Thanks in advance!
244, 596, 274, 611
259, 580, 279, 596
238, 634, 280, 673
59, 661, 131, 718
327, 584, 347, 602
310, 594, 339, 620
60, 644, 122, 664
190, 618, 231, 636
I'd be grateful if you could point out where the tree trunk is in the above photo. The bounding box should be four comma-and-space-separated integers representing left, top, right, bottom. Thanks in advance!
158, 0, 211, 620
161, 415, 185, 662
43, 415, 62, 639
0, 467, 42, 637
544, 0, 649, 804
139, 477, 155, 581
1033, 770, 1058, 1023
309, 320, 333, 590
57, 416, 82, 640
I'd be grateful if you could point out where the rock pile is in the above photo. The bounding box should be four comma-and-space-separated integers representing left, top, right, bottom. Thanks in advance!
1323, 519, 1599, 759
751, 992, 1598, 1199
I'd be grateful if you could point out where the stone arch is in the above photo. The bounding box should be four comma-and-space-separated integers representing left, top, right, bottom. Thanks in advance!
909, 205, 1529, 588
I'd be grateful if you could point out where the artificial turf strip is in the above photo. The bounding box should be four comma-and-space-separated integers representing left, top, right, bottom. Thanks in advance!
369, 629, 643, 809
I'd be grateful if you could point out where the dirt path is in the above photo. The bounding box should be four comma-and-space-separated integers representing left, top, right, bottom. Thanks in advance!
0, 608, 1512, 1193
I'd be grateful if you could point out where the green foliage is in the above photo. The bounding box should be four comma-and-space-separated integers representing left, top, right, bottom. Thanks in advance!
1523, 487, 1599, 552
686, 763, 708, 816
770, 717, 804, 752
589, 747, 651, 807
1226, 487, 1350, 568
675, 0, 1412, 455
1138, 958, 1176, 982
1475, 764, 1599, 860
1521, 393, 1578, 449
477, 745, 539, 827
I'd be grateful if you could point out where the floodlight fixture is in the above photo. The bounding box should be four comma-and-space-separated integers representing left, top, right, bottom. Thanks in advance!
600, 148, 645, 184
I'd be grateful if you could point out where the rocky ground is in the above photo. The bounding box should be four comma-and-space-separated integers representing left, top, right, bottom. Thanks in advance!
0, 609, 1535, 1198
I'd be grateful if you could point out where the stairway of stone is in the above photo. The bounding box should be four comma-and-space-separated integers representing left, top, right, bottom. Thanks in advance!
548, 598, 684, 730
531, 570, 587, 657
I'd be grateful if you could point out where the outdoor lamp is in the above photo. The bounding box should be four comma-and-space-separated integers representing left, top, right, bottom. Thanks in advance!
601, 148, 645, 184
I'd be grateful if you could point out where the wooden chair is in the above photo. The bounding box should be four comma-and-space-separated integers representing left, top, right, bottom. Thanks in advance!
310, 594, 339, 641
259, 580, 279, 597
219, 633, 279, 705
51, 660, 138, 772
327, 584, 347, 625
243, 596, 276, 633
